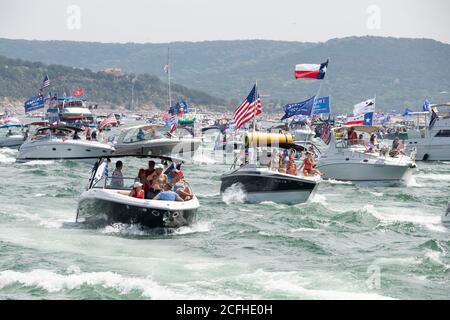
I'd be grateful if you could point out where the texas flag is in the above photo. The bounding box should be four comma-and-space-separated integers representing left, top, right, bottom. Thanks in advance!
295, 59, 328, 80
345, 112, 374, 126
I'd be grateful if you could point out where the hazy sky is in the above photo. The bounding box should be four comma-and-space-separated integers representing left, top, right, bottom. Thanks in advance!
0, 0, 449, 44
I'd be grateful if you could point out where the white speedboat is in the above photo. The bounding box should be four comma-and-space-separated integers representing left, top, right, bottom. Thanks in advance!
0, 123, 25, 148
316, 126, 416, 182
405, 104, 450, 161
220, 132, 321, 204
76, 155, 199, 228
16, 125, 114, 163
113, 124, 201, 158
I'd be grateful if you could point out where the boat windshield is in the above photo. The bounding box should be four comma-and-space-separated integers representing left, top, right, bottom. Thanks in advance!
92, 176, 138, 190
121, 127, 167, 143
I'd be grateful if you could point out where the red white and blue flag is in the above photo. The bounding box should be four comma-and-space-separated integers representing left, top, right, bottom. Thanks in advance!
40, 74, 50, 90
233, 84, 262, 129
345, 112, 374, 126
295, 60, 328, 80
99, 113, 118, 129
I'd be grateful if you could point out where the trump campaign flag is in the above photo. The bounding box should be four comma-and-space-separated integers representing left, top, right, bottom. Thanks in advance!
281, 96, 315, 120
295, 59, 328, 80
312, 96, 330, 115
24, 95, 45, 112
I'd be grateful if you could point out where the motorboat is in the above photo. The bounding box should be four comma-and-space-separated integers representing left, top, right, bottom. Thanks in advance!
76, 155, 199, 228
46, 97, 97, 128
0, 123, 25, 148
290, 122, 315, 142
316, 126, 416, 182
16, 125, 115, 163
404, 104, 450, 161
220, 132, 321, 204
113, 124, 201, 158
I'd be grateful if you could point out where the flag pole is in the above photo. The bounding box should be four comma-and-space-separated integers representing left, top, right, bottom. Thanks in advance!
252, 80, 258, 134
167, 47, 172, 110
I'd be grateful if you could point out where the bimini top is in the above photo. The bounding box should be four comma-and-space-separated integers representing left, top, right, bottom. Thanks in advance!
334, 125, 380, 134
95, 152, 185, 163
122, 124, 165, 132
35, 125, 84, 133
244, 132, 306, 152
0, 123, 22, 129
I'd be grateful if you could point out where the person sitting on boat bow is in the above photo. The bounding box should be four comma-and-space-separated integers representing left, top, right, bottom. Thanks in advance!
366, 134, 379, 153
129, 181, 145, 199
300, 151, 323, 176
389, 137, 405, 157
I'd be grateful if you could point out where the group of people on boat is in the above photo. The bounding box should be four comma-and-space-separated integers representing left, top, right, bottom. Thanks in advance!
110, 160, 193, 202
346, 127, 405, 156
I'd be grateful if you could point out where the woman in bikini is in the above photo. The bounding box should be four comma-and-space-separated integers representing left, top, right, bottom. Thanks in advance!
301, 152, 323, 176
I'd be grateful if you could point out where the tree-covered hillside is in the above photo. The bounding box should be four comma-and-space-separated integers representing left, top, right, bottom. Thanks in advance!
0, 36, 449, 114
0, 55, 225, 111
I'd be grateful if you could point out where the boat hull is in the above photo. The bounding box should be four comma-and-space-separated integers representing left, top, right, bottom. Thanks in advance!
406, 141, 450, 161
76, 189, 198, 228
220, 169, 318, 204
114, 139, 201, 158
316, 161, 412, 181
0, 135, 24, 148
16, 140, 114, 163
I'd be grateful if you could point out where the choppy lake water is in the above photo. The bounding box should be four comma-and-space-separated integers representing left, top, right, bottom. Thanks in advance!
0, 130, 449, 299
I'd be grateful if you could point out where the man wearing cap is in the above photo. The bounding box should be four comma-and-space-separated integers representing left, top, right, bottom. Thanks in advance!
146, 163, 169, 199
129, 181, 145, 199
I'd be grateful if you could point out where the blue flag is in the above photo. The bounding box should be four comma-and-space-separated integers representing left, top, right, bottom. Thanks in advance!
170, 101, 189, 115
24, 95, 45, 112
402, 108, 414, 117
281, 96, 315, 120
422, 98, 430, 112
312, 96, 330, 114
363, 112, 374, 126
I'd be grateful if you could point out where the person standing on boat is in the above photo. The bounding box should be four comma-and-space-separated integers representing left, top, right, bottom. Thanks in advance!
146, 164, 168, 198
347, 127, 358, 145
97, 128, 106, 143
111, 161, 124, 188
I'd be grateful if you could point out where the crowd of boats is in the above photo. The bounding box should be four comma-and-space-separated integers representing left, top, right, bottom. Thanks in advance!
1, 98, 450, 229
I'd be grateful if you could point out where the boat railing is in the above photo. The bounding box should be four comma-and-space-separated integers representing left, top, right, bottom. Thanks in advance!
92, 176, 139, 190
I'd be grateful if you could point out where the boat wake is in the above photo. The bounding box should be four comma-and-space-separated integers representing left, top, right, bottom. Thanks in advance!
222, 183, 247, 204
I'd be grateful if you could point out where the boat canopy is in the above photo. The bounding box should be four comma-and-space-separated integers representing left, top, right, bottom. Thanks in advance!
34, 125, 84, 133
0, 123, 22, 129
334, 125, 380, 134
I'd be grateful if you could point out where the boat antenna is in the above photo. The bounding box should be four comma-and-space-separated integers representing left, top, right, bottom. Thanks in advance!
167, 46, 172, 110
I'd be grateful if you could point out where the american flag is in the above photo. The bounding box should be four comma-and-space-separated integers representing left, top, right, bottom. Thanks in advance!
233, 84, 262, 129
99, 113, 118, 129
320, 121, 332, 145
40, 74, 50, 90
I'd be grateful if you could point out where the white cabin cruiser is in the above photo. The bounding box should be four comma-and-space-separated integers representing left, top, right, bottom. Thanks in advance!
316, 126, 416, 182
16, 125, 114, 163
76, 155, 199, 228
0, 123, 25, 148
220, 132, 321, 204
405, 104, 450, 161
113, 124, 201, 158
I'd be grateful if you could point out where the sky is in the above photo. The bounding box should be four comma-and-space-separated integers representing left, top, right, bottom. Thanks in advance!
0, 0, 449, 44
